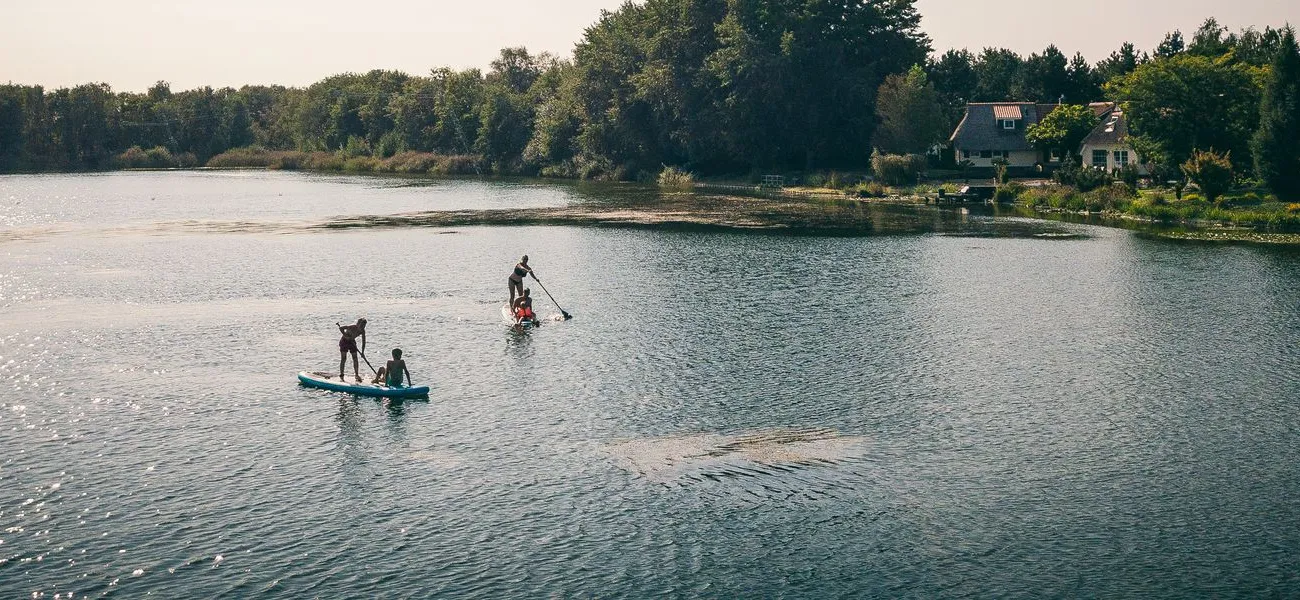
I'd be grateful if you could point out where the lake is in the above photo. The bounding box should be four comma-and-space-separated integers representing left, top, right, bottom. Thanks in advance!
2, 170, 1298, 598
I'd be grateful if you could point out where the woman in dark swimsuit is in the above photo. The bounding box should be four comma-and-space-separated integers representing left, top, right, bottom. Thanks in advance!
508, 255, 533, 305
337, 318, 367, 381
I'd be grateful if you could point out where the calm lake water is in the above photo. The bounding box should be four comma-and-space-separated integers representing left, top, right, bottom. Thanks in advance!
2, 171, 1298, 598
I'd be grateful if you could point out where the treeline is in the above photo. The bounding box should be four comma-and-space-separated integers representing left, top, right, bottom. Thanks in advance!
922, 18, 1291, 126
0, 0, 929, 177
0, 4, 1296, 194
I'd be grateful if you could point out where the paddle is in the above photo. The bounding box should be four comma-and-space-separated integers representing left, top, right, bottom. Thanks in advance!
531, 273, 572, 320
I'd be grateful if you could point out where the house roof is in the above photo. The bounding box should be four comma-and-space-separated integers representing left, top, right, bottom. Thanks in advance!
949, 103, 1058, 151
1088, 102, 1116, 118
1082, 107, 1129, 147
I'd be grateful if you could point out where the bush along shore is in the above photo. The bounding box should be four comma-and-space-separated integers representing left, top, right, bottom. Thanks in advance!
1004, 155, 1300, 238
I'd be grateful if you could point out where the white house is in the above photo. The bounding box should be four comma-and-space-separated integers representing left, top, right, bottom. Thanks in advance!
1079, 102, 1145, 174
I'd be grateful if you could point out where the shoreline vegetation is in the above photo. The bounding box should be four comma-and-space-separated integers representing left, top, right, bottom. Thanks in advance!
2, 2, 1297, 243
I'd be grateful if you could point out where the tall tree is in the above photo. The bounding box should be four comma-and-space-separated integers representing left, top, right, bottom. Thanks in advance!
1155, 30, 1186, 58
1095, 42, 1142, 85
973, 48, 1022, 101
926, 48, 977, 125
1188, 18, 1230, 57
1251, 27, 1300, 199
1111, 53, 1262, 171
873, 65, 947, 154
1015, 45, 1070, 102
0, 86, 25, 171
1065, 52, 1102, 103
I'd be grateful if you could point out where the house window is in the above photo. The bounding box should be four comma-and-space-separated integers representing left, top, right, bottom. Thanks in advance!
980, 150, 993, 159
962, 150, 970, 159
1049, 149, 1062, 162
1092, 149, 1108, 168
1002, 119, 1016, 130
1114, 150, 1129, 166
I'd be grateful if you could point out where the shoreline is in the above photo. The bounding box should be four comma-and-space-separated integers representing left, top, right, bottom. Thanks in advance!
6, 166, 1300, 245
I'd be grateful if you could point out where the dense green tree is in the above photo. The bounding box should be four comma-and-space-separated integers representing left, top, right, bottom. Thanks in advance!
46, 84, 116, 168
1234, 26, 1288, 66
1065, 52, 1102, 103
523, 61, 583, 172
1251, 28, 1300, 199
1025, 104, 1100, 160
1095, 42, 1142, 85
926, 49, 977, 125
1182, 148, 1234, 202
0, 86, 26, 171
973, 48, 1022, 101
1111, 53, 1263, 171
1014, 45, 1070, 102
1156, 30, 1185, 58
873, 65, 947, 154
1188, 18, 1230, 57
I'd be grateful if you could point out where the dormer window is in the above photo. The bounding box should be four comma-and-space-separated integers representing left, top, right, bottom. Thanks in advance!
1001, 119, 1016, 130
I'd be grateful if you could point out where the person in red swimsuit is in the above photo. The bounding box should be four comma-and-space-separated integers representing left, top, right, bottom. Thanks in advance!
512, 289, 536, 324
337, 318, 367, 381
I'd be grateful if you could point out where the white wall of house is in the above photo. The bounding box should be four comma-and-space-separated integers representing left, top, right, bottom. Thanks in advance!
1080, 142, 1146, 174
956, 148, 1040, 168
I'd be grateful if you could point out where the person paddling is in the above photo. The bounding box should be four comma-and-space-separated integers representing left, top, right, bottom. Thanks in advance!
512, 288, 536, 325
337, 318, 367, 382
508, 255, 534, 305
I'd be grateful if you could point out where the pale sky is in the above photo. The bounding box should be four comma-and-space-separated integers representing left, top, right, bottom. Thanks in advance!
1, 0, 1296, 92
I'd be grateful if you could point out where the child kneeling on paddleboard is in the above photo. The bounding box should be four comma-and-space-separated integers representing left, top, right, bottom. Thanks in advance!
371, 348, 412, 388
512, 288, 536, 324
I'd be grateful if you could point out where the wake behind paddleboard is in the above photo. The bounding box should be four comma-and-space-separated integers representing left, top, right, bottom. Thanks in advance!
297, 371, 429, 399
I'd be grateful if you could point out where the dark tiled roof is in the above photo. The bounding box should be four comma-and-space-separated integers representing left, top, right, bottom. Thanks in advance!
1082, 108, 1129, 146
949, 103, 1057, 151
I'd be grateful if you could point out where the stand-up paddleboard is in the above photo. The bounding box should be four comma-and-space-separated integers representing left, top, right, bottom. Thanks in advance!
502, 303, 537, 327
297, 371, 429, 399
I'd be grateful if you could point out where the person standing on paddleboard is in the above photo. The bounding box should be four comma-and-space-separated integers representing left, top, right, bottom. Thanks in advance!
337, 318, 367, 382
508, 255, 534, 305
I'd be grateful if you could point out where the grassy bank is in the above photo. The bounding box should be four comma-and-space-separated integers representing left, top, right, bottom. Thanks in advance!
1014, 184, 1300, 231
203, 147, 485, 176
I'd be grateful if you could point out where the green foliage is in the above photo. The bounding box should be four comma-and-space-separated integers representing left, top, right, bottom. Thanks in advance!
1115, 163, 1141, 189
1019, 183, 1134, 211
656, 165, 695, 190
112, 145, 196, 169
870, 150, 926, 186
851, 181, 888, 197
993, 182, 1025, 202
1251, 28, 1300, 200
1025, 104, 1099, 159
1181, 149, 1235, 202
992, 159, 1010, 185
873, 65, 948, 154
1110, 53, 1263, 171
1053, 157, 1114, 192
1182, 148, 1235, 203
